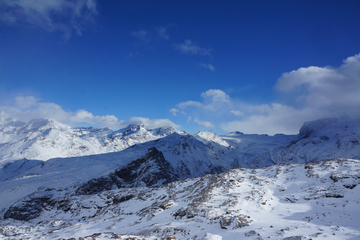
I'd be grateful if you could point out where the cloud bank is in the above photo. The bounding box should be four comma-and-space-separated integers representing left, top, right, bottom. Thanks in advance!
171, 53, 360, 135
0, 0, 97, 39
0, 96, 179, 130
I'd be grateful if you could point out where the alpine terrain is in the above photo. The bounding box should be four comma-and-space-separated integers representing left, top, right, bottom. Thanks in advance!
0, 116, 360, 239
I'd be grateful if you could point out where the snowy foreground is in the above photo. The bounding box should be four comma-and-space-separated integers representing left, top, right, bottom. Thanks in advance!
1, 158, 359, 240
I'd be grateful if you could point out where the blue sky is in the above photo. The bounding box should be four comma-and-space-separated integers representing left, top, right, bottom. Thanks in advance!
1, 0, 360, 135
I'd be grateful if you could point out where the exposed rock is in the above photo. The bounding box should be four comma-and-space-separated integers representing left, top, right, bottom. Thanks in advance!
74, 147, 179, 195
75, 176, 114, 195
113, 147, 179, 188
4, 197, 51, 221
113, 194, 135, 204
220, 215, 252, 229
283, 236, 302, 240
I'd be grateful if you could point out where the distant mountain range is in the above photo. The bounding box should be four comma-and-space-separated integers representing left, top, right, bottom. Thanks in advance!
1, 116, 360, 169
0, 117, 183, 162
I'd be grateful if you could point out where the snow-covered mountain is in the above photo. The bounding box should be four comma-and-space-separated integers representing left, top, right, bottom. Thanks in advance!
2, 116, 360, 170
0, 131, 233, 216
217, 117, 360, 168
1, 116, 360, 239
0, 117, 183, 163
1, 158, 359, 239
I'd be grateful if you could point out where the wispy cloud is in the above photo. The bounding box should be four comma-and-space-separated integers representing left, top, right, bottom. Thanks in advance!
171, 52, 360, 135
0, 96, 179, 129
124, 52, 139, 59
194, 117, 214, 128
199, 63, 215, 71
174, 40, 212, 56
130, 30, 152, 45
155, 26, 169, 40
0, 0, 97, 39
131, 26, 170, 46
170, 108, 179, 116
230, 110, 244, 116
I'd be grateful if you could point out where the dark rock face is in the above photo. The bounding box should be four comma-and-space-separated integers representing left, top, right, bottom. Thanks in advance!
4, 148, 178, 221
330, 173, 350, 182
43, 198, 72, 212
75, 177, 114, 195
113, 194, 135, 204
74, 147, 178, 195
4, 197, 51, 221
114, 147, 178, 188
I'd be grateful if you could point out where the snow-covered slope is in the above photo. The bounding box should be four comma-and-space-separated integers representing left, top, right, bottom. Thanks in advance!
220, 132, 296, 168
1, 158, 359, 239
2, 116, 360, 171
203, 117, 360, 169
0, 132, 232, 218
0, 118, 183, 163
272, 117, 360, 164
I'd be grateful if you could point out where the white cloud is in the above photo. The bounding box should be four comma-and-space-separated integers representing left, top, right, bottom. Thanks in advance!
123, 117, 179, 129
0, 0, 97, 39
230, 110, 244, 116
176, 89, 231, 112
177, 100, 205, 110
275, 53, 360, 113
172, 53, 360, 135
0, 96, 179, 130
15, 96, 39, 109
174, 40, 212, 56
194, 117, 214, 128
170, 108, 179, 116
220, 104, 324, 135
201, 89, 230, 103
199, 63, 215, 71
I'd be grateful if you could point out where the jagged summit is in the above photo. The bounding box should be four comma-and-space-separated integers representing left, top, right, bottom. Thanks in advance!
117, 124, 146, 135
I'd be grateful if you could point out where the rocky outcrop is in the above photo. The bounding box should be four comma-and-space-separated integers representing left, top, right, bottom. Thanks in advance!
4, 196, 51, 221
113, 147, 178, 188
75, 147, 178, 195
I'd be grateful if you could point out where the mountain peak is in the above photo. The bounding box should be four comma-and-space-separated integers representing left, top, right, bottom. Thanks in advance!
298, 117, 345, 139
24, 118, 70, 132
118, 124, 146, 135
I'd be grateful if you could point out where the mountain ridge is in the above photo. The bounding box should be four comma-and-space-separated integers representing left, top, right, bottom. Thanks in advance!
0, 118, 184, 163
